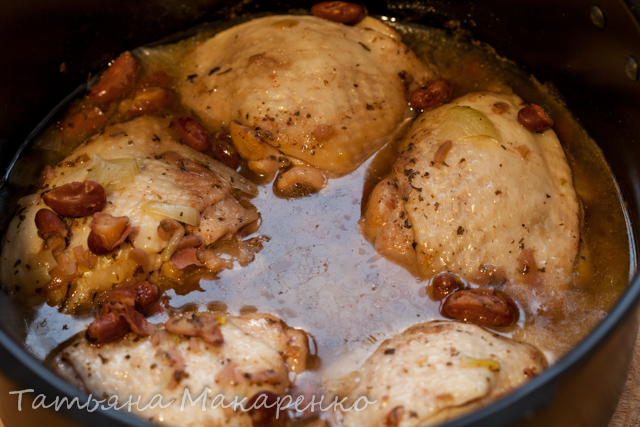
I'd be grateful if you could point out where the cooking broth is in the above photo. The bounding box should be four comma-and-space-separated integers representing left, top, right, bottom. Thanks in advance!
5, 12, 632, 391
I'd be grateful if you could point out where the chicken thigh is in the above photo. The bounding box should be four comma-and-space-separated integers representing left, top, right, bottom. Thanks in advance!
0, 116, 262, 313
362, 92, 580, 288
53, 312, 310, 427
178, 15, 434, 178
330, 321, 546, 427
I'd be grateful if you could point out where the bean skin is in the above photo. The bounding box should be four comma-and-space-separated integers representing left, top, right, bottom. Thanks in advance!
441, 288, 518, 328
88, 51, 139, 105
409, 78, 451, 110
274, 166, 327, 198
211, 138, 241, 169
311, 2, 365, 24
173, 117, 211, 152
87, 212, 132, 255
157, 218, 184, 240
430, 273, 462, 301
34, 209, 68, 239
86, 312, 130, 344
132, 281, 160, 312
61, 105, 107, 141
42, 181, 106, 217
517, 104, 554, 132
118, 86, 173, 119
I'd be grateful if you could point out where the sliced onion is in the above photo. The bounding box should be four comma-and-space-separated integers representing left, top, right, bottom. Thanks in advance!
439, 106, 501, 143
160, 228, 185, 262
141, 200, 201, 227
86, 155, 141, 192
185, 150, 258, 196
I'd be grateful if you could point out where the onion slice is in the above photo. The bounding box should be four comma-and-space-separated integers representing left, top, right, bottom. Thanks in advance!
141, 200, 201, 227
439, 106, 501, 144
87, 155, 141, 192
160, 228, 186, 262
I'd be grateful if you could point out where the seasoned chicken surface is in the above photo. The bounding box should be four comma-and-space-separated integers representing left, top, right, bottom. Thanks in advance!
53, 312, 309, 427
330, 321, 547, 427
178, 15, 434, 176
362, 92, 580, 288
0, 116, 262, 313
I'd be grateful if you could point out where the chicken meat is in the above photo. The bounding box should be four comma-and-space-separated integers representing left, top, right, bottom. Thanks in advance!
0, 116, 263, 313
178, 15, 434, 178
362, 92, 580, 289
53, 311, 310, 427
330, 321, 547, 427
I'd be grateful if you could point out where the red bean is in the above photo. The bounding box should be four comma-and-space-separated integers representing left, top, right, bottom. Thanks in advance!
104, 287, 137, 308
157, 218, 183, 240
211, 138, 241, 169
311, 1, 365, 24
173, 117, 211, 152
119, 86, 173, 119
517, 104, 554, 132
34, 209, 68, 239
441, 288, 518, 328
86, 312, 130, 344
88, 51, 139, 104
132, 281, 160, 312
430, 273, 462, 301
61, 105, 107, 141
87, 212, 132, 255
409, 78, 451, 110
42, 181, 106, 217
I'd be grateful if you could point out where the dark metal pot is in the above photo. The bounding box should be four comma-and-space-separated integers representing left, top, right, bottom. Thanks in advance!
0, 0, 639, 426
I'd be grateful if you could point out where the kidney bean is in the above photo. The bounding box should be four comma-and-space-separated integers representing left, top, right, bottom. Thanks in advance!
87, 212, 132, 255
274, 166, 327, 198
173, 117, 211, 152
118, 86, 173, 119
88, 51, 139, 105
430, 273, 462, 301
42, 181, 106, 217
61, 105, 107, 141
132, 281, 160, 312
34, 209, 68, 239
441, 287, 518, 327
211, 138, 241, 169
311, 1, 365, 24
409, 78, 451, 110
246, 391, 287, 427
104, 287, 138, 308
517, 104, 554, 132
86, 311, 131, 344
157, 218, 184, 240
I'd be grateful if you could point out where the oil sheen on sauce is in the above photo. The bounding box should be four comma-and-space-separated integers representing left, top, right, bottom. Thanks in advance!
18, 16, 632, 381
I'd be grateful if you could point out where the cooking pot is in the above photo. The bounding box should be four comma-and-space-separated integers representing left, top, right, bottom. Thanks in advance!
0, 0, 639, 426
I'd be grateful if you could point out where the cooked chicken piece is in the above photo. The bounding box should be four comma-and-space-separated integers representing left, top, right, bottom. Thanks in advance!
362, 92, 580, 288
330, 321, 547, 427
178, 15, 433, 177
0, 116, 263, 313
53, 312, 310, 427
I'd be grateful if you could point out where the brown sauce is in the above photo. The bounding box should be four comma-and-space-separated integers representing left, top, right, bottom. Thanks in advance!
16, 15, 632, 380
